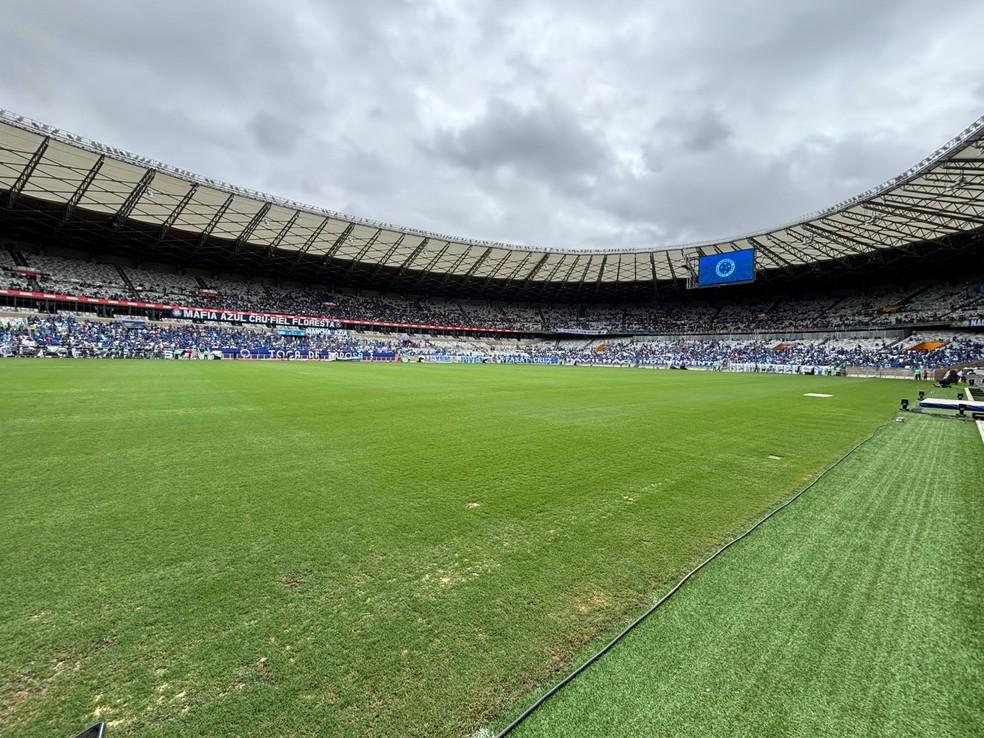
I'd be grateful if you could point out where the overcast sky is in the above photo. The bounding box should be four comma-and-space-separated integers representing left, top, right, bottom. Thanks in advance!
1, 0, 982, 251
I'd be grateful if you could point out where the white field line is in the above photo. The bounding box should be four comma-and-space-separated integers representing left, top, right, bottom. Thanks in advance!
977, 419, 984, 447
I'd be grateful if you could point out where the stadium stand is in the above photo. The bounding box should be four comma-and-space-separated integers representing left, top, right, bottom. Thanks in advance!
0, 112, 982, 375
3, 249, 984, 335
124, 266, 200, 302
2, 310, 981, 373
25, 252, 130, 300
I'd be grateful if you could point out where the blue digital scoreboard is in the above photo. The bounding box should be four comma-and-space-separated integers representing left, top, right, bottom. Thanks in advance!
696, 248, 756, 287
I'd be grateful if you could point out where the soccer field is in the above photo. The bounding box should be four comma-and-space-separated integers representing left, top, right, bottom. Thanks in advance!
505, 414, 984, 737
0, 362, 971, 737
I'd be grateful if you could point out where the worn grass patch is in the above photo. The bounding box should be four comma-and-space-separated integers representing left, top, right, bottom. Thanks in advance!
0, 361, 917, 737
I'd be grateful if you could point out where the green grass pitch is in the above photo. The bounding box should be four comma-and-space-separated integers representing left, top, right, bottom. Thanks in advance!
0, 361, 976, 737
505, 413, 984, 737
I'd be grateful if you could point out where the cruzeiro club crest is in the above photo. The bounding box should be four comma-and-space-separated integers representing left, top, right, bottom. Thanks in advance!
714, 258, 737, 278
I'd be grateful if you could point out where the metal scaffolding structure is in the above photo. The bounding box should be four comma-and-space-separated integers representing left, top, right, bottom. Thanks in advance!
1, 109, 982, 301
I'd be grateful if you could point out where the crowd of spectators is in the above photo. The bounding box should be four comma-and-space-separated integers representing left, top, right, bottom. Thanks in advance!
0, 271, 34, 291
127, 266, 200, 303
3, 314, 981, 370
3, 249, 984, 334
22, 253, 132, 301
0, 316, 399, 359
0, 249, 36, 291
561, 335, 984, 370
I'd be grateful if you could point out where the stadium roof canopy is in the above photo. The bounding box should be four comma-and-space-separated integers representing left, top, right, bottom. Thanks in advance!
1, 109, 983, 300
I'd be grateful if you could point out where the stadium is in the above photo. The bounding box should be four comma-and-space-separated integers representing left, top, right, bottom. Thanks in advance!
2, 7, 984, 737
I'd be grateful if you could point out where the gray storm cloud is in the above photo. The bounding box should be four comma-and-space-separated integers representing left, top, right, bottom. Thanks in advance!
1, 0, 981, 250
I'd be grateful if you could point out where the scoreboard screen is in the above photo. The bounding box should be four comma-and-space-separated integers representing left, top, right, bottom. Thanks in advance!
696, 249, 756, 287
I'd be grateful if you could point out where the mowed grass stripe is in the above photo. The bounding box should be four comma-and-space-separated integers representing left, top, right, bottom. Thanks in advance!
506, 416, 984, 738
0, 362, 915, 737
